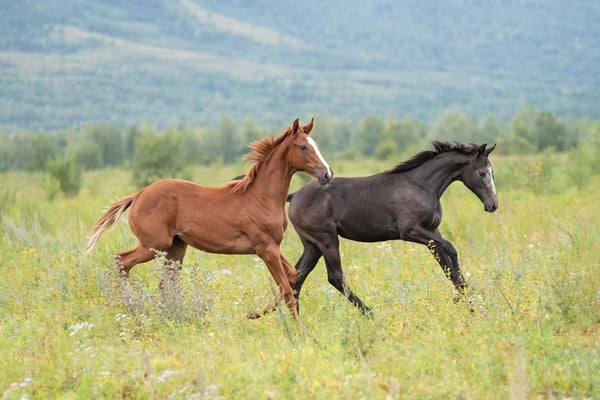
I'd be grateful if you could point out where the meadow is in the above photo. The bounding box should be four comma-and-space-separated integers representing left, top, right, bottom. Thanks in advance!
1, 156, 599, 399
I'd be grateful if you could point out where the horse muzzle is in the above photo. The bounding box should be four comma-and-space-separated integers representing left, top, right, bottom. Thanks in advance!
317, 168, 333, 185
484, 200, 498, 213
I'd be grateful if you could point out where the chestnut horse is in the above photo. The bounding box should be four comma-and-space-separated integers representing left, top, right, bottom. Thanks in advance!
85, 118, 332, 320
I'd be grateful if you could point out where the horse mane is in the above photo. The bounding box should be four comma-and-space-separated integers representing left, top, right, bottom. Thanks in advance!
387, 141, 480, 174
227, 125, 294, 194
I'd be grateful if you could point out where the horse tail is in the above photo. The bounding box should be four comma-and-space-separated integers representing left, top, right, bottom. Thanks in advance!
85, 194, 135, 253
286, 192, 296, 202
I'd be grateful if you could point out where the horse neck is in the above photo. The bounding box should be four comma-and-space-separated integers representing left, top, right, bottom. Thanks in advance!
248, 147, 295, 204
408, 152, 471, 198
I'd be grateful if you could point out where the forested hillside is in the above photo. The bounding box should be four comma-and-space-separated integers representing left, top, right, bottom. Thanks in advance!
1, 0, 599, 132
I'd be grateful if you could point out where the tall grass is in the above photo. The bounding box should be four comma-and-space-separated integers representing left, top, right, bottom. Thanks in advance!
0, 159, 598, 399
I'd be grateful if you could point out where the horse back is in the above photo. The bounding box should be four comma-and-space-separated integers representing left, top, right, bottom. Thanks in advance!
289, 176, 395, 239
288, 174, 439, 242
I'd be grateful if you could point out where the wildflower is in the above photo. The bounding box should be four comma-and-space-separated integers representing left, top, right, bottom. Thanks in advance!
68, 322, 94, 337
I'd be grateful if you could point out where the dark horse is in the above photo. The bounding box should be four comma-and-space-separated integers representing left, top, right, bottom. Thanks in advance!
287, 141, 497, 316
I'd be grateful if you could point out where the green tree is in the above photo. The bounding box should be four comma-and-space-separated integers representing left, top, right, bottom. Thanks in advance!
355, 115, 385, 157
384, 117, 427, 153
431, 109, 479, 143
130, 128, 187, 188
85, 124, 125, 167
241, 118, 264, 147
46, 157, 82, 197
15, 134, 58, 171
510, 105, 539, 150
69, 141, 102, 170
217, 116, 245, 164
374, 139, 398, 160
479, 114, 505, 146
0, 135, 16, 171
124, 125, 142, 159
534, 111, 567, 151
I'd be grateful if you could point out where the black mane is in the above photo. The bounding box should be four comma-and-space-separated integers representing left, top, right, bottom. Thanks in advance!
387, 141, 480, 174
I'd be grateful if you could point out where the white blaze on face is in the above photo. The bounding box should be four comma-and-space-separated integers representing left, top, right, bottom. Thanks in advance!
486, 165, 497, 196
307, 137, 332, 177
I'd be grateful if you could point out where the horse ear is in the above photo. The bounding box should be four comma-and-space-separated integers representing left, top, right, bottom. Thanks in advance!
485, 143, 496, 156
477, 144, 488, 156
291, 118, 300, 135
303, 117, 315, 135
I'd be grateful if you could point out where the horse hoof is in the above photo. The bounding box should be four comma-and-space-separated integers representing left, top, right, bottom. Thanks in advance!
246, 311, 262, 319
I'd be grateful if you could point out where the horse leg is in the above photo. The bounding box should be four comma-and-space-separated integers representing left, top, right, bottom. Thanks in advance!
116, 245, 156, 279
117, 230, 186, 284
293, 240, 323, 314
317, 235, 373, 316
281, 254, 297, 287
407, 227, 467, 296
159, 236, 188, 290
429, 228, 466, 294
252, 254, 297, 318
253, 243, 298, 320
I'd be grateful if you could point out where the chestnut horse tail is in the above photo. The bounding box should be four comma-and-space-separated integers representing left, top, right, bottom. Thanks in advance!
85, 195, 135, 253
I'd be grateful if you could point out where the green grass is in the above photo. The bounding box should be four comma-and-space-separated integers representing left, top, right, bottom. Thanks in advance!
1, 160, 599, 399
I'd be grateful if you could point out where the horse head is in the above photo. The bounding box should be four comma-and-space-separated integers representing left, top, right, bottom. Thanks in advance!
287, 118, 333, 185
461, 143, 498, 212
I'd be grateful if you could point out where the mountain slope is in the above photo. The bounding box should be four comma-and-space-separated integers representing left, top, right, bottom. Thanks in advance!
1, 0, 598, 132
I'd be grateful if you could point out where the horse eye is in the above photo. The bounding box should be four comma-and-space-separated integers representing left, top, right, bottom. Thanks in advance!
478, 171, 486, 177
299, 145, 308, 152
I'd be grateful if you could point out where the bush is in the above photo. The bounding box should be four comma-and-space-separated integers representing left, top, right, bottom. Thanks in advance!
46, 157, 82, 197
130, 129, 188, 188
69, 141, 102, 171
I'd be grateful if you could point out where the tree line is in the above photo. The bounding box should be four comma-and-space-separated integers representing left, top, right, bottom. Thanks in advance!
1, 105, 599, 196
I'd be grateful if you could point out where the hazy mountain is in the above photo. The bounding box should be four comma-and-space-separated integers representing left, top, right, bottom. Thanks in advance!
1, 0, 599, 132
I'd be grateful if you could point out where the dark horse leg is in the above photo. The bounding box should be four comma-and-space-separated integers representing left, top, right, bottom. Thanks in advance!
323, 255, 373, 317
304, 233, 373, 316
293, 240, 323, 314
407, 227, 467, 297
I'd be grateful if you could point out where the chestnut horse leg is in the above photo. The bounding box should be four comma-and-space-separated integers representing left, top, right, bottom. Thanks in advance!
253, 243, 299, 320
249, 254, 298, 318
116, 235, 187, 281
281, 254, 297, 287
116, 245, 155, 279
159, 236, 188, 290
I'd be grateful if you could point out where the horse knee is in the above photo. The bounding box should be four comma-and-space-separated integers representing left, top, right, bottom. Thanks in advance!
327, 275, 345, 293
445, 245, 458, 259
287, 269, 297, 286
116, 246, 155, 276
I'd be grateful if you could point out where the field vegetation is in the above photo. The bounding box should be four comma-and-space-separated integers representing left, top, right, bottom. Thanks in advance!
1, 148, 599, 398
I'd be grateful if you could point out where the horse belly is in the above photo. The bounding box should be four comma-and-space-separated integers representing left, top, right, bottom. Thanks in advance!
182, 231, 255, 255
337, 218, 399, 242
176, 214, 255, 255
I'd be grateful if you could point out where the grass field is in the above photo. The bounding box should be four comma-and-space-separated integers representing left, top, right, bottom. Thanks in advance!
1, 158, 599, 399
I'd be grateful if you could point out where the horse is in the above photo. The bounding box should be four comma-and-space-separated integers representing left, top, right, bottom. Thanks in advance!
287, 141, 497, 316
85, 118, 333, 320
